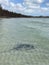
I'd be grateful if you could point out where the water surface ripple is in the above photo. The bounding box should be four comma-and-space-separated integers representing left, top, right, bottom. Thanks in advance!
0, 18, 49, 65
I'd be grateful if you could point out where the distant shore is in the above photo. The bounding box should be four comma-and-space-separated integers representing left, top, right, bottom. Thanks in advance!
0, 16, 49, 18
0, 6, 49, 18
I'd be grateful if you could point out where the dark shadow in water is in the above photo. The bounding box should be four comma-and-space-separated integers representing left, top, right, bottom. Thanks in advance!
13, 44, 34, 50
0, 44, 34, 53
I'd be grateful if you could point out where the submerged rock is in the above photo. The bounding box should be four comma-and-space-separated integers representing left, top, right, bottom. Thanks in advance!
13, 44, 34, 50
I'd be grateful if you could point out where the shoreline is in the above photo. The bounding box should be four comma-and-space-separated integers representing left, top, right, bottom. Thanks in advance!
0, 16, 49, 18
0, 17, 49, 18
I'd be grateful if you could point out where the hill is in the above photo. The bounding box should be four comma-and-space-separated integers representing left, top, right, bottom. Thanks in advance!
0, 5, 49, 18
0, 5, 32, 18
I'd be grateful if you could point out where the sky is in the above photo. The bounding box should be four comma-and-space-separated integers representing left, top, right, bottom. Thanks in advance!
0, 0, 49, 16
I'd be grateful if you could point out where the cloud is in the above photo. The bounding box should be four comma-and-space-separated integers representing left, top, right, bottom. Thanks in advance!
41, 7, 48, 11
37, 0, 44, 3
24, 0, 44, 5
15, 3, 25, 11
46, 3, 49, 6
24, 8, 34, 13
23, 0, 42, 10
10, 2, 15, 7
10, 2, 25, 13
0, 0, 9, 6
0, 0, 25, 12
0, 0, 49, 16
22, 0, 49, 15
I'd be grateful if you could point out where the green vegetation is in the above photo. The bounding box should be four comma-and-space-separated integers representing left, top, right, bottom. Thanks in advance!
0, 4, 49, 18
0, 4, 32, 18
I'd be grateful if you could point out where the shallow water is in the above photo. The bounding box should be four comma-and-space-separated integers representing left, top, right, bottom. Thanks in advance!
0, 18, 49, 65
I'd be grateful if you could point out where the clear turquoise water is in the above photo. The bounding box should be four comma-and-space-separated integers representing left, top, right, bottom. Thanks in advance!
0, 18, 49, 65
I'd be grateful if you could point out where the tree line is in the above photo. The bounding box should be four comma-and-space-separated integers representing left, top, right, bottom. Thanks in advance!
0, 4, 32, 18
0, 4, 49, 18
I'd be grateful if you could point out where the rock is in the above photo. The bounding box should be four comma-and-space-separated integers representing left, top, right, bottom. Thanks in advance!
13, 44, 34, 50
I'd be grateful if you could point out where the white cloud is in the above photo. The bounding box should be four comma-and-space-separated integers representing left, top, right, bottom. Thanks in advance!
0, 0, 25, 12
37, 0, 44, 3
23, 0, 43, 9
24, 8, 34, 13
41, 7, 48, 11
24, 0, 44, 5
0, 0, 9, 6
10, 2, 15, 7
16, 3, 25, 11
10, 3, 25, 12
22, 0, 49, 15
46, 3, 49, 6
0, 0, 49, 16
28, 4, 40, 9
